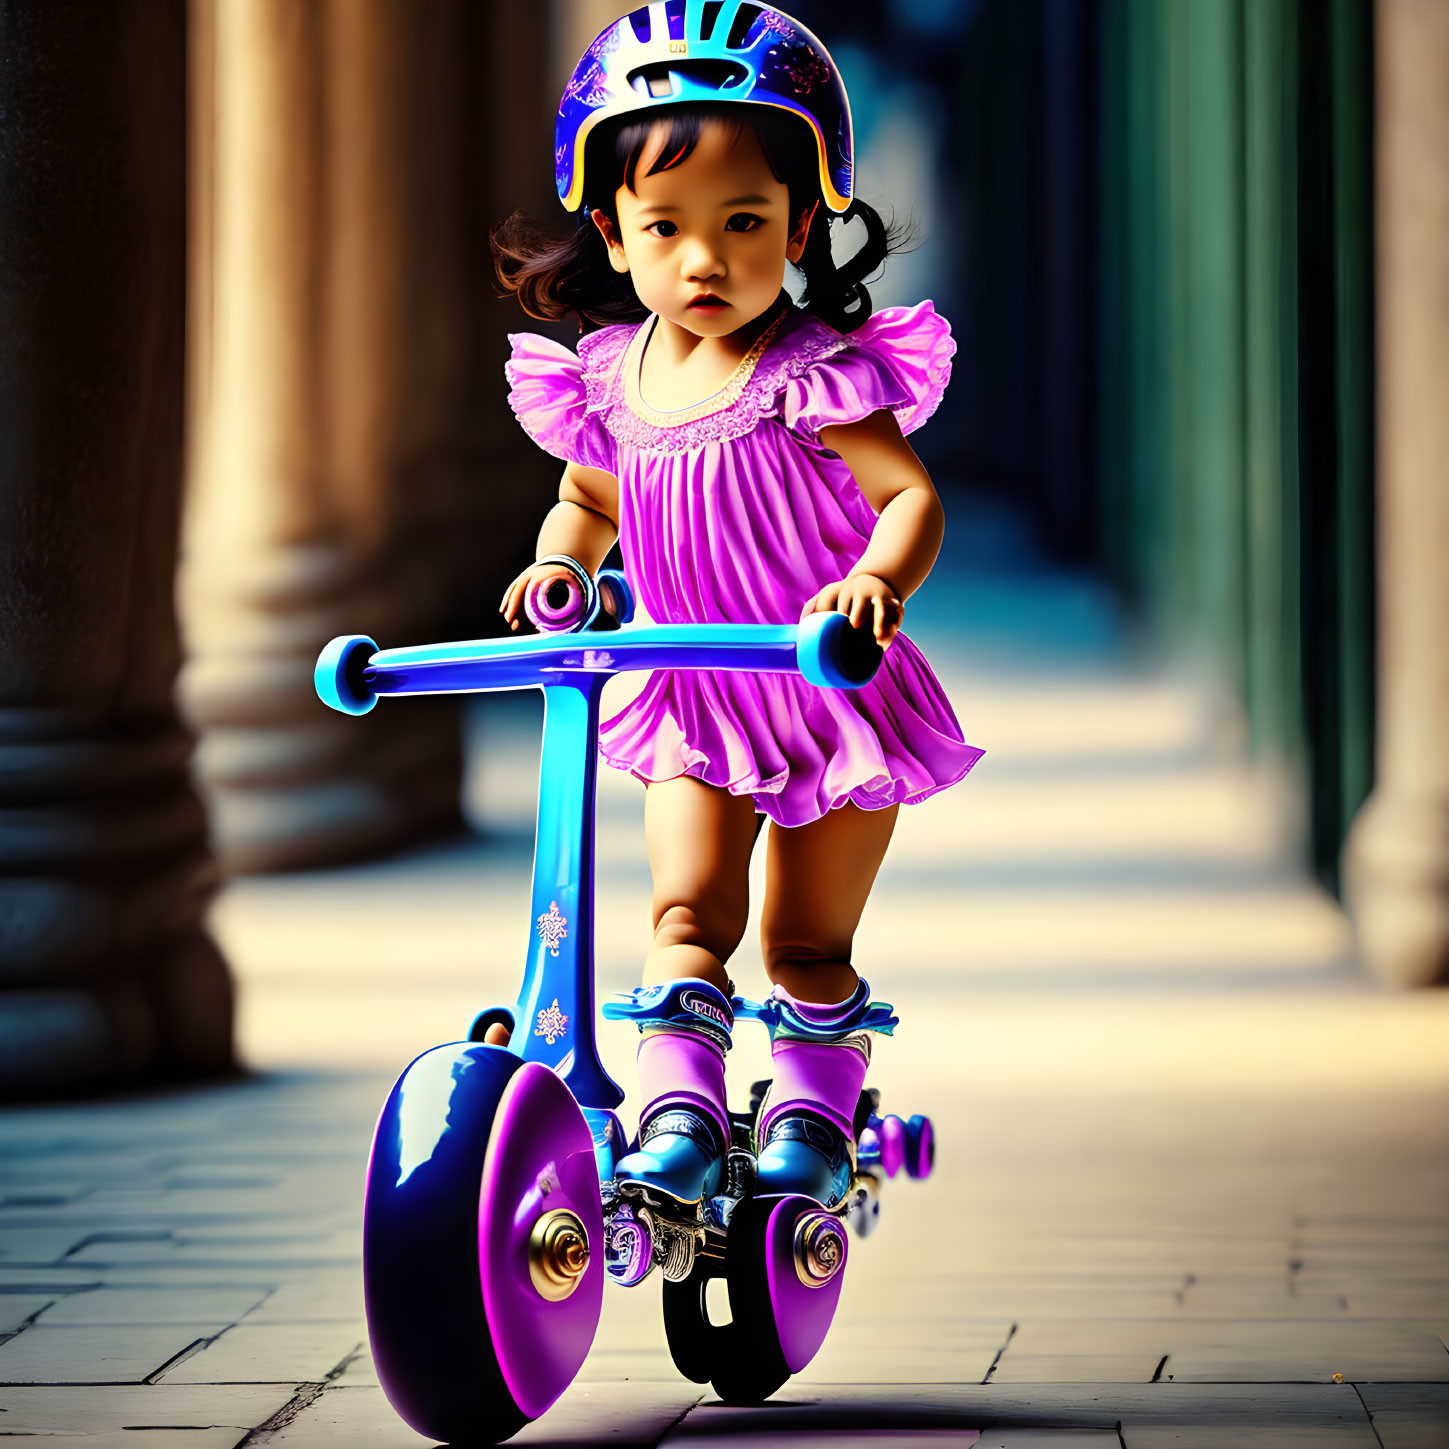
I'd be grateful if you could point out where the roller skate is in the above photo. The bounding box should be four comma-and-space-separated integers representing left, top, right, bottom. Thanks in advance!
738, 979, 898, 1208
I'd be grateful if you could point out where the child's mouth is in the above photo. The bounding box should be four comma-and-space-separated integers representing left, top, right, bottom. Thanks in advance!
687, 296, 728, 311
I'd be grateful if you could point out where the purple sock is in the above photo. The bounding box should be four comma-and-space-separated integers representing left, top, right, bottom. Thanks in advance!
762, 1036, 870, 1141
637, 1028, 729, 1147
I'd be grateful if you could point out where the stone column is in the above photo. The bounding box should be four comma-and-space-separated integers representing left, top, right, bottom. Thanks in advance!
0, 3, 234, 1096
1341, 0, 1449, 987
181, 0, 549, 873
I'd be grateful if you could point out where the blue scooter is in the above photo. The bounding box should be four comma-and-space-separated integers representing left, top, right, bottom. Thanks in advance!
315, 560, 934, 1444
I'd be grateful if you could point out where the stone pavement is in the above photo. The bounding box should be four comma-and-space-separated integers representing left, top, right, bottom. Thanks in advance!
3, 496, 1447, 1446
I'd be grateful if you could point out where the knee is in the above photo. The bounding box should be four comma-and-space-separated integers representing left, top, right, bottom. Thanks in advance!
653, 898, 747, 965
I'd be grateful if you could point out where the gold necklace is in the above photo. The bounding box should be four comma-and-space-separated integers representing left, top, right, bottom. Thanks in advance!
625, 306, 789, 428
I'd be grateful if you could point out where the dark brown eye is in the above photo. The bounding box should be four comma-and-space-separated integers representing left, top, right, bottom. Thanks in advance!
645, 220, 679, 237
725, 213, 762, 232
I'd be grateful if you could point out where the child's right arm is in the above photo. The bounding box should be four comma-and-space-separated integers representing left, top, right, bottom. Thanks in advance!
498, 461, 620, 632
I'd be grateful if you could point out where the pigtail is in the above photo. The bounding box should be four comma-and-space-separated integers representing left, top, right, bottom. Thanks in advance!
491, 210, 647, 329
795, 199, 914, 334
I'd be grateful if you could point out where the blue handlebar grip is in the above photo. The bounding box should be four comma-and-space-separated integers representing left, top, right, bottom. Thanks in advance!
316, 634, 380, 715
797, 611, 883, 690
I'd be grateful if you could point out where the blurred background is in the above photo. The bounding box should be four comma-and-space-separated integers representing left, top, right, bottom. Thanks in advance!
0, 0, 1443, 1095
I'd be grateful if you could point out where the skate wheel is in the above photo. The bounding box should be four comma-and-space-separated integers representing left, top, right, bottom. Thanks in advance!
856, 1122, 881, 1171
662, 1255, 731, 1384
904, 1114, 935, 1180
877, 1114, 906, 1180
711, 1193, 849, 1404
364, 1045, 602, 1443
315, 634, 378, 716
603, 1202, 654, 1288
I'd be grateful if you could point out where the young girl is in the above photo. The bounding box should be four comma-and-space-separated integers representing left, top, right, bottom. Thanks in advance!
493, 1, 984, 1214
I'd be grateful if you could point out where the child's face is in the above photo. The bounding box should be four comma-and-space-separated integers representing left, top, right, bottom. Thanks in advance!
592, 117, 815, 337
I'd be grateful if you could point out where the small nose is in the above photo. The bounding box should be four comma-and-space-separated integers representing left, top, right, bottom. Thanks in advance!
681, 238, 725, 282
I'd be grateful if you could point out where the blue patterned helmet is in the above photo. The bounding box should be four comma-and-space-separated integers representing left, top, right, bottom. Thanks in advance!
556, 0, 854, 215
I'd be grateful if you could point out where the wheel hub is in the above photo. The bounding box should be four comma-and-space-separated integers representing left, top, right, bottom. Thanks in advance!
793, 1210, 847, 1287
529, 1208, 590, 1301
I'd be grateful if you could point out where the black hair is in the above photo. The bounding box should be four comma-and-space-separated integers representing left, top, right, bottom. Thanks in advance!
492, 102, 911, 334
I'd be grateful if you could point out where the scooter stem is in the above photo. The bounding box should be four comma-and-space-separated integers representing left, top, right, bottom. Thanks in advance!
514, 674, 624, 1111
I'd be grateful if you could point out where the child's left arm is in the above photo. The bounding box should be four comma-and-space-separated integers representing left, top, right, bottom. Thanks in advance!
799, 408, 945, 648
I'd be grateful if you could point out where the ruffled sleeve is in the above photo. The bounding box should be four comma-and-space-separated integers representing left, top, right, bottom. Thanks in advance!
504, 332, 618, 473
781, 300, 955, 444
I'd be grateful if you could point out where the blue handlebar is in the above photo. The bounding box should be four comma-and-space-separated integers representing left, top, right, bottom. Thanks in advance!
315, 610, 882, 715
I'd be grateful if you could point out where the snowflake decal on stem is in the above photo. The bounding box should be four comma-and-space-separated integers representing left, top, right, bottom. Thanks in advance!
537, 900, 568, 956
534, 999, 570, 1045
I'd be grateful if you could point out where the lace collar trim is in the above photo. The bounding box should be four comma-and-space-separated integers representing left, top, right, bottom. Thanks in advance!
622, 308, 788, 428
583, 308, 851, 453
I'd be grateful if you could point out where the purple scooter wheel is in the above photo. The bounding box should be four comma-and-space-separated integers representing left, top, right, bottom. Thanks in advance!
363, 1044, 602, 1444
478, 1062, 605, 1421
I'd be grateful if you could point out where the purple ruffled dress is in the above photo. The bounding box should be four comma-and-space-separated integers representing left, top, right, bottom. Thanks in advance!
504, 300, 985, 828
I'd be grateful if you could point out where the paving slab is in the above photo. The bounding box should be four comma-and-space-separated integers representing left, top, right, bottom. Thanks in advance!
34, 1285, 273, 1326
0, 1294, 57, 1333
660, 1435, 987, 1448
989, 1355, 1162, 1384
0, 1433, 248, 1448
1355, 1383, 1449, 1449
0, 1225, 98, 1262
1158, 1321, 1449, 1383
0, 1323, 220, 1385
970, 1438, 1109, 1449
0, 1382, 297, 1431
239, 1273, 364, 1323
158, 1321, 365, 1383
268, 1381, 706, 1446
795, 1346, 1001, 1385
659, 1383, 1378, 1438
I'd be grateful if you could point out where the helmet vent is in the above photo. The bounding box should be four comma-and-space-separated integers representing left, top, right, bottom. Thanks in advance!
700, 1, 724, 40
726, 3, 763, 49
629, 59, 750, 97
627, 9, 652, 44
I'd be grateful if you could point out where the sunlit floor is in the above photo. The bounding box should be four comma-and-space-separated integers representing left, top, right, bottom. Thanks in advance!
2, 495, 1446, 1444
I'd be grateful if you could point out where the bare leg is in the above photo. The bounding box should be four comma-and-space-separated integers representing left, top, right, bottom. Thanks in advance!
641, 774, 760, 990
760, 802, 898, 1003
